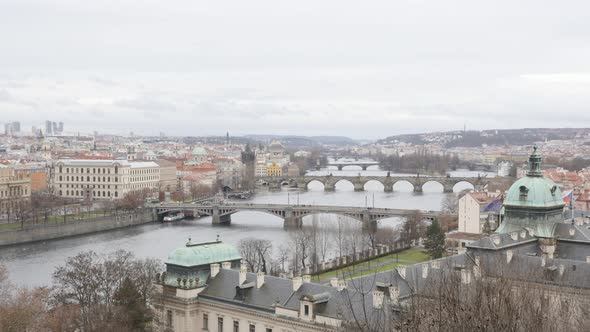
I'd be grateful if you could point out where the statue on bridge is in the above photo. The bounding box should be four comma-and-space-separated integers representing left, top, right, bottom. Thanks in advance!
387, 171, 390, 177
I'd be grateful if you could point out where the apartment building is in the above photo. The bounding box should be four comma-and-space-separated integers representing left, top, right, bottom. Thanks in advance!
53, 159, 160, 200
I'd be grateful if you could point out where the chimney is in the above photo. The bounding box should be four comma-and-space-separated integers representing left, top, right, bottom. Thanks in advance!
506, 250, 513, 264
397, 266, 406, 279
372, 290, 384, 309
222, 261, 232, 269
330, 278, 338, 288
302, 275, 311, 283
239, 265, 247, 285
337, 279, 347, 292
256, 271, 265, 289
520, 230, 526, 239
210, 263, 220, 278
461, 269, 472, 285
569, 228, 576, 236
293, 277, 303, 292
421, 265, 428, 279
559, 264, 565, 276
388, 286, 400, 305
510, 232, 518, 241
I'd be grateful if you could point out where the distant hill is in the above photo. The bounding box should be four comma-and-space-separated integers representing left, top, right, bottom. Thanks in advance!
377, 128, 590, 147
244, 135, 356, 147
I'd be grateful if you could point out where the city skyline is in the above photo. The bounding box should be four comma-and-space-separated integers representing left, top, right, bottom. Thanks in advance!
2, 0, 590, 139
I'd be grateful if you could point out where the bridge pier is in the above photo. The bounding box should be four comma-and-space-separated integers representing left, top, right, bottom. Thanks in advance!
324, 183, 335, 192
443, 184, 454, 193
284, 207, 303, 228
413, 185, 423, 193
361, 165, 368, 171
361, 210, 377, 233
384, 183, 393, 193
212, 206, 232, 225
353, 182, 364, 192
337, 165, 344, 171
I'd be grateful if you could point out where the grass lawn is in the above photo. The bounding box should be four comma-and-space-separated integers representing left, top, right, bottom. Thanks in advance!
315, 247, 431, 281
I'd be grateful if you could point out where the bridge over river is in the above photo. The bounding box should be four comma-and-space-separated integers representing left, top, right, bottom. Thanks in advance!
256, 174, 488, 193
153, 202, 443, 229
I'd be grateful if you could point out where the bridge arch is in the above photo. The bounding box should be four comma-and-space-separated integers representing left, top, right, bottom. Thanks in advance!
279, 178, 299, 189
340, 165, 363, 171
452, 180, 475, 192
363, 179, 385, 191
421, 180, 445, 193
305, 179, 326, 191
333, 178, 355, 191
392, 180, 415, 192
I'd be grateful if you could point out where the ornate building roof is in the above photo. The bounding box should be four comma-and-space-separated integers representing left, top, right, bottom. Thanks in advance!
166, 239, 241, 268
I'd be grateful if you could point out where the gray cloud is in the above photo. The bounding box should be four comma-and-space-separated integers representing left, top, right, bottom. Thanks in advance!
0, 0, 589, 138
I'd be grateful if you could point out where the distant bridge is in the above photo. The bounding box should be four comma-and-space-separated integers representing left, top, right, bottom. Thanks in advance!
256, 174, 488, 193
153, 202, 443, 228
325, 161, 380, 171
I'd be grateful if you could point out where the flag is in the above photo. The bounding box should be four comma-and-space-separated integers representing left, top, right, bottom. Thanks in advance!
483, 199, 502, 212
563, 190, 574, 203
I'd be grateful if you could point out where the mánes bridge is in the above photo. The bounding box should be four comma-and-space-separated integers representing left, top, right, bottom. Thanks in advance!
154, 202, 442, 229
256, 174, 488, 193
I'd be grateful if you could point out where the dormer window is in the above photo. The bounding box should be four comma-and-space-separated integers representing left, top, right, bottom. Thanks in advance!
550, 185, 557, 196
519, 186, 528, 200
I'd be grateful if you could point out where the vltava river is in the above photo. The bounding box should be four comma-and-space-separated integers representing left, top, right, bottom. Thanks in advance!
0, 166, 493, 286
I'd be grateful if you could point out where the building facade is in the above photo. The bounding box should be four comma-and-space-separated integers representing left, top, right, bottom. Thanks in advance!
0, 164, 31, 221
53, 159, 160, 200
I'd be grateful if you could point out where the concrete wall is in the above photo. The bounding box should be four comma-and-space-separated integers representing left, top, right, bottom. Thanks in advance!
0, 210, 155, 247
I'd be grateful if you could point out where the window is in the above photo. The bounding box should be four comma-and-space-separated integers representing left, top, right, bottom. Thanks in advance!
249, 324, 256, 332
266, 328, 272, 332
203, 313, 208, 330
233, 320, 239, 332
217, 317, 223, 332
166, 310, 173, 327
304, 304, 309, 316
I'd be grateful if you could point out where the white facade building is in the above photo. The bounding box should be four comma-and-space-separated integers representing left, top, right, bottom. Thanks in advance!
53, 159, 160, 200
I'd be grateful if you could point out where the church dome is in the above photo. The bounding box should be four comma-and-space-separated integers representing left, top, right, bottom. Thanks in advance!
166, 240, 241, 267
504, 176, 564, 208
503, 146, 564, 209
192, 147, 208, 156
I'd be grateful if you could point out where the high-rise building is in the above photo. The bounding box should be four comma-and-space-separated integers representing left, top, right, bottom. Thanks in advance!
58, 122, 64, 133
4, 122, 21, 136
45, 121, 53, 135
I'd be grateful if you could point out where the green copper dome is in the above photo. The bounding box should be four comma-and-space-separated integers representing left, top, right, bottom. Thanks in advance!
166, 240, 241, 267
497, 147, 565, 238
504, 176, 564, 208
191, 147, 207, 156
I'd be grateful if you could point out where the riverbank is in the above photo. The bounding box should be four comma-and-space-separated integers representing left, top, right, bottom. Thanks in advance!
0, 209, 156, 247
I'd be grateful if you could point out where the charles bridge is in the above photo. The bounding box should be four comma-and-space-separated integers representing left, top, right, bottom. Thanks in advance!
154, 202, 442, 229
256, 174, 488, 193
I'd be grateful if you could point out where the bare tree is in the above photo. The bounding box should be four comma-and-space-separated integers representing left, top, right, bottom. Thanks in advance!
238, 238, 273, 272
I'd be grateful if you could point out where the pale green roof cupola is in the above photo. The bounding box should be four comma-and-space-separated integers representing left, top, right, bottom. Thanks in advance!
497, 147, 565, 238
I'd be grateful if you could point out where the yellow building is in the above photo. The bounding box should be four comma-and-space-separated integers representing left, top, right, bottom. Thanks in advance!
267, 163, 282, 177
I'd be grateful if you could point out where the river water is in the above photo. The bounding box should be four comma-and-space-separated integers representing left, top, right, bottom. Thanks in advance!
0, 164, 494, 287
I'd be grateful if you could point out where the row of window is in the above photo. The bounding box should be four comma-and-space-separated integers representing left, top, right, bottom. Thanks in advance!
201, 313, 273, 332
60, 184, 117, 190
0, 186, 28, 198
130, 168, 158, 175
58, 175, 119, 183
59, 166, 118, 174
130, 176, 158, 182
59, 190, 119, 198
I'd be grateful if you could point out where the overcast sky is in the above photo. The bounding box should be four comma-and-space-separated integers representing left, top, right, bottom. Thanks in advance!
1, 0, 589, 139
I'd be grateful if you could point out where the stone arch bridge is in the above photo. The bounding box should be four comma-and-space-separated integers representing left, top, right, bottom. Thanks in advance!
257, 175, 488, 193
154, 202, 441, 229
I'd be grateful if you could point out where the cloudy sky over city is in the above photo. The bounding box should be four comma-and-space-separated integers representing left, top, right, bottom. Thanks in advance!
1, 0, 589, 139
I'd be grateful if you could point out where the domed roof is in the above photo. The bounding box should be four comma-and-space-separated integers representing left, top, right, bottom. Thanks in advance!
166, 240, 241, 267
192, 146, 208, 156
269, 140, 284, 151
504, 176, 564, 208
